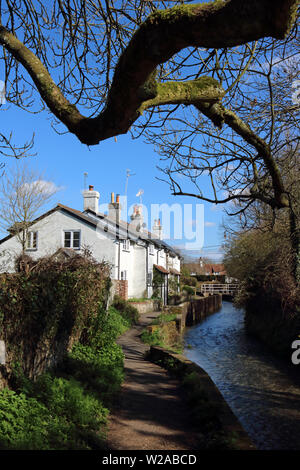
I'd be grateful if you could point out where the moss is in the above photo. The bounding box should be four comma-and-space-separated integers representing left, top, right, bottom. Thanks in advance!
159, 76, 220, 100
138, 70, 158, 101
146, 2, 223, 26
277, 0, 299, 39
139, 76, 223, 115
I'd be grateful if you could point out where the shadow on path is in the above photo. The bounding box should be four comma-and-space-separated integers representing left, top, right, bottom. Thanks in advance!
106, 311, 199, 450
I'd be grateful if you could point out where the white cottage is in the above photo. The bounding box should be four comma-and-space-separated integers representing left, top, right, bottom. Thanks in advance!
0, 185, 181, 304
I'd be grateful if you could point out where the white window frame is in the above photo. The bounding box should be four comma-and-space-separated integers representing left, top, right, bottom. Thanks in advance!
26, 231, 38, 251
120, 270, 127, 280
149, 244, 155, 256
122, 239, 130, 252
63, 230, 81, 250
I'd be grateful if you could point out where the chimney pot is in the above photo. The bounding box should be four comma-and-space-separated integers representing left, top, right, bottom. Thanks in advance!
116, 194, 120, 204
111, 192, 115, 203
83, 186, 99, 212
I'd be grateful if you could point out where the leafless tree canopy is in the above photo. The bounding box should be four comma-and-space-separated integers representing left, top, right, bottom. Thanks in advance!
0, 1, 298, 277
0, 0, 297, 143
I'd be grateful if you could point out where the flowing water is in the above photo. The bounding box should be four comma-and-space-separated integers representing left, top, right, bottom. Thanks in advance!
183, 301, 300, 450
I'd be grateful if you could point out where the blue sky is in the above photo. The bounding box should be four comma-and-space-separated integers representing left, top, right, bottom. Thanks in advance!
0, 95, 225, 261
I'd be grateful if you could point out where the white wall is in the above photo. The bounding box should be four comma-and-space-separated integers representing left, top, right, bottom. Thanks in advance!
0, 208, 181, 301
0, 210, 117, 274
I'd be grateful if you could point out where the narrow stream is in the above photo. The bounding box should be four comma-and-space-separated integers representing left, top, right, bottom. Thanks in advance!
183, 301, 300, 450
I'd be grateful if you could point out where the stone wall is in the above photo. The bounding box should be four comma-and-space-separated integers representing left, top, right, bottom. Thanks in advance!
128, 299, 161, 314
165, 294, 222, 333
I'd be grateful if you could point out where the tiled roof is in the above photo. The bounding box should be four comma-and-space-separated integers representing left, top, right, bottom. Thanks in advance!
0, 204, 182, 260
169, 268, 181, 275
204, 263, 225, 274
154, 264, 169, 274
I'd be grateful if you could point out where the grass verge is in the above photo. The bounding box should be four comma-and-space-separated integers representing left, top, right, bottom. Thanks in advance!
140, 311, 183, 354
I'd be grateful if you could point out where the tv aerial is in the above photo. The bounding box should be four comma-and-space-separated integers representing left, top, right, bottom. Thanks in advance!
136, 189, 144, 204
125, 169, 136, 196
83, 172, 88, 190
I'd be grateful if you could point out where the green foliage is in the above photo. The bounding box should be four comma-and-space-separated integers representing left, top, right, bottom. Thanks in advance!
152, 312, 178, 325
182, 285, 195, 297
180, 275, 197, 287
111, 296, 139, 325
0, 385, 103, 450
0, 299, 136, 450
0, 257, 111, 379
0, 254, 142, 450
140, 329, 163, 348
141, 312, 182, 353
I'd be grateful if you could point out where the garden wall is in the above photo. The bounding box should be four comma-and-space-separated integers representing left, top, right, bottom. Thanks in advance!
128, 299, 161, 314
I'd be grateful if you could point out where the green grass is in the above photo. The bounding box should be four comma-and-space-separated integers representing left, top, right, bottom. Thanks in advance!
140, 328, 164, 348
141, 312, 183, 353
152, 312, 178, 325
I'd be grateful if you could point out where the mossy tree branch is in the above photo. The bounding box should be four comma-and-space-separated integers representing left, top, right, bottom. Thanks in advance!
0, 0, 298, 145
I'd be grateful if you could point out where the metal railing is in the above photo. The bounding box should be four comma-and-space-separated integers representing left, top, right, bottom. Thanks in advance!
200, 283, 239, 296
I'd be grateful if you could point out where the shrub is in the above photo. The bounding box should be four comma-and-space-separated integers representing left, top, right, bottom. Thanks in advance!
140, 329, 163, 348
0, 388, 79, 450
111, 296, 139, 324
0, 253, 111, 381
0, 299, 134, 450
182, 285, 195, 297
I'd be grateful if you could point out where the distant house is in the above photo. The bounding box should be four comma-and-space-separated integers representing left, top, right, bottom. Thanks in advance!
0, 185, 181, 304
184, 257, 226, 278
200, 264, 226, 276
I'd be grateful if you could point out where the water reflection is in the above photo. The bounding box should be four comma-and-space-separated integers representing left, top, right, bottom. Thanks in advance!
184, 301, 300, 450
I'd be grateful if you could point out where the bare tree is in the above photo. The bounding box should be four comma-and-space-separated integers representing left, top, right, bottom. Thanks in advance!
0, 0, 297, 144
0, 163, 60, 250
135, 15, 300, 282
0, 0, 298, 275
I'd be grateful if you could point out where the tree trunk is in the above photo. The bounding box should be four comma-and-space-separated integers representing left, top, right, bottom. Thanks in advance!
289, 208, 300, 286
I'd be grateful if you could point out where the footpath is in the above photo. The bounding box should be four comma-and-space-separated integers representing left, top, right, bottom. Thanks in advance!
106, 310, 199, 450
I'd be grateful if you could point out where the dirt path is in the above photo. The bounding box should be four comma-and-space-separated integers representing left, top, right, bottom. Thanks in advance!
106, 311, 199, 451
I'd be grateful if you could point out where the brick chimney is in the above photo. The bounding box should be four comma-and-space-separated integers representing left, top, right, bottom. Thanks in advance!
152, 218, 163, 240
108, 192, 121, 225
83, 185, 100, 213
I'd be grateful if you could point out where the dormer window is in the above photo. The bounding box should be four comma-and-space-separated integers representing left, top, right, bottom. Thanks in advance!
26, 231, 38, 250
64, 230, 80, 249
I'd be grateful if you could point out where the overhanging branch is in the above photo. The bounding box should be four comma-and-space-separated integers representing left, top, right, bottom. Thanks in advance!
0, 0, 298, 145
